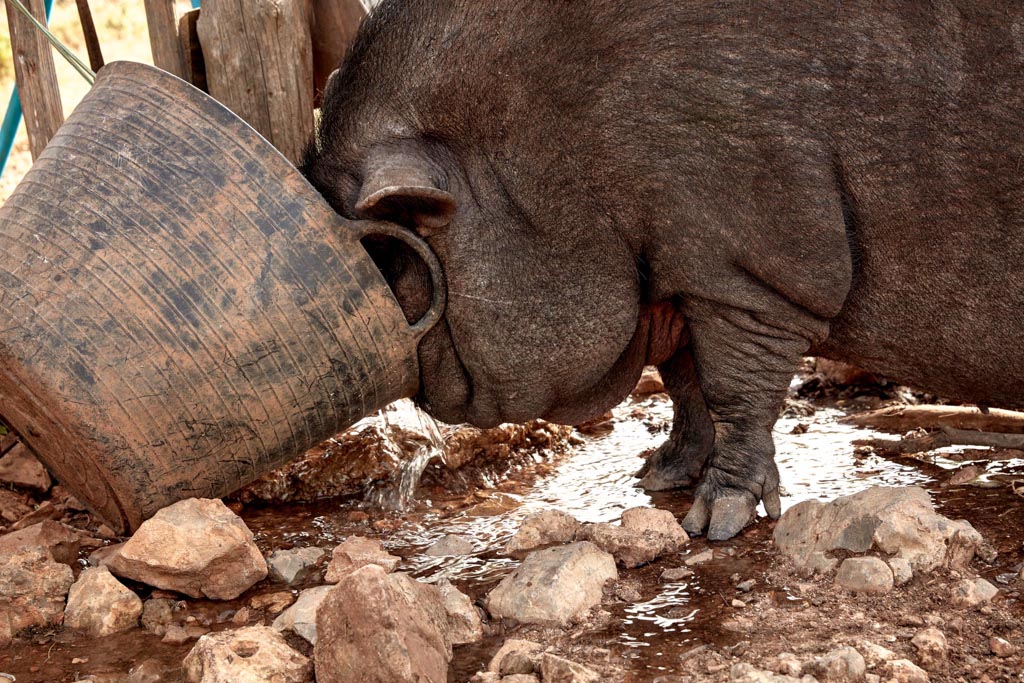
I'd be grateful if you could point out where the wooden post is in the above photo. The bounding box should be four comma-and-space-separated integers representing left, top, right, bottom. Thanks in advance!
178, 8, 207, 92
144, 0, 187, 79
5, 0, 64, 159
310, 0, 366, 103
198, 0, 314, 165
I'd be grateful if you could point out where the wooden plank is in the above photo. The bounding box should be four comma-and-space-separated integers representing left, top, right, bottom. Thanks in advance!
74, 0, 105, 72
5, 0, 64, 159
197, 0, 314, 165
178, 8, 207, 92
310, 0, 366, 104
144, 0, 187, 79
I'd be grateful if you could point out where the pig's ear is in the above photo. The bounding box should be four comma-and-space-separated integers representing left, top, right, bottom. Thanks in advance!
355, 149, 457, 231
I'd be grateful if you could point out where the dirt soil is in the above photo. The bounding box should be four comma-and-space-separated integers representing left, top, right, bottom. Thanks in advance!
0, 366, 1021, 682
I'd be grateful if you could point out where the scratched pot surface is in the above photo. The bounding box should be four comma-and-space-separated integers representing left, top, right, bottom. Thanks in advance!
1, 393, 1021, 682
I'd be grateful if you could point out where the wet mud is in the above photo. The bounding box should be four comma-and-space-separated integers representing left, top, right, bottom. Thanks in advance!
1, 387, 1022, 682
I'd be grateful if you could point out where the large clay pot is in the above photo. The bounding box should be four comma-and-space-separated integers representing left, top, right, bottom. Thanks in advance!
0, 62, 445, 532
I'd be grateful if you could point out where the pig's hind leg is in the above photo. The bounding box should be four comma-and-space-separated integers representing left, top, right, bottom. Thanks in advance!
635, 347, 715, 490
680, 302, 812, 540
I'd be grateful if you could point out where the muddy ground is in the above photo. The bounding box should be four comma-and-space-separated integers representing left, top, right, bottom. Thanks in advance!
0, 364, 1021, 682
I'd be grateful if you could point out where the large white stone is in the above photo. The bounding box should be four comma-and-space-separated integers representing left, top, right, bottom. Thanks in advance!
64, 566, 142, 637
107, 498, 267, 600
486, 542, 617, 626
184, 626, 311, 683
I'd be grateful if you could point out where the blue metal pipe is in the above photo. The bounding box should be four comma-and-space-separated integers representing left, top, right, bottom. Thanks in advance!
1, 0, 59, 179
191, 0, 200, 8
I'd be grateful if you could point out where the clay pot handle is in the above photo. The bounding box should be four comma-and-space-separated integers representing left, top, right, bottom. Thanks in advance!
352, 221, 447, 341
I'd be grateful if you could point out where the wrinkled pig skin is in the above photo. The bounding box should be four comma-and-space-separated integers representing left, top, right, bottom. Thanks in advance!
303, 1, 1024, 540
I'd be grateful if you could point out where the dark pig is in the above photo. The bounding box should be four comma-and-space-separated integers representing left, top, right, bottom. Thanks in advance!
303, 1, 1024, 539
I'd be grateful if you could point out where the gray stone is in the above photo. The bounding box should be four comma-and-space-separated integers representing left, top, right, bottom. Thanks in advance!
661, 567, 694, 582
0, 521, 80, 565
856, 641, 896, 669
64, 567, 142, 637
881, 660, 929, 683
486, 542, 617, 626
184, 626, 311, 683
0, 442, 51, 491
107, 498, 267, 600
437, 579, 483, 645
426, 534, 475, 556
685, 549, 714, 566
887, 557, 913, 586
804, 646, 866, 682
268, 547, 326, 585
835, 557, 894, 594
506, 510, 581, 555
540, 652, 601, 683
620, 507, 688, 550
487, 639, 543, 674
323, 536, 400, 583
273, 585, 334, 645
730, 663, 819, 683
578, 522, 666, 568
949, 577, 998, 607
141, 597, 179, 637
0, 547, 74, 645
774, 487, 983, 574
911, 628, 947, 670
315, 565, 451, 683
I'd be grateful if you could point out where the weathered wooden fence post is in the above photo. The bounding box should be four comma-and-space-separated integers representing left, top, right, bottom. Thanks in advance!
310, 0, 367, 102
5, 0, 63, 159
197, 0, 314, 165
144, 0, 188, 79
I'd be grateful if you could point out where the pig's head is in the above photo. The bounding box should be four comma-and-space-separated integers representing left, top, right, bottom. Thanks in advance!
303, 1, 682, 428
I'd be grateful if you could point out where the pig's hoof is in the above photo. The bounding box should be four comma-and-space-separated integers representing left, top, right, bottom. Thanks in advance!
682, 468, 782, 541
634, 443, 703, 491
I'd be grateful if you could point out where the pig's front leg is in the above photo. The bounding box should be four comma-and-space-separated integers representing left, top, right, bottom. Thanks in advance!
680, 302, 810, 540
636, 347, 715, 490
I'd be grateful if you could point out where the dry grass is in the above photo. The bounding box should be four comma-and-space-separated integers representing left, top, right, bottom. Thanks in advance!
0, 0, 195, 202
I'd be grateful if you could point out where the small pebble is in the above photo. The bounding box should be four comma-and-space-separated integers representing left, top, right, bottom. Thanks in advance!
661, 567, 694, 582
731, 599, 745, 608
736, 579, 755, 593
685, 549, 713, 566
990, 636, 1015, 657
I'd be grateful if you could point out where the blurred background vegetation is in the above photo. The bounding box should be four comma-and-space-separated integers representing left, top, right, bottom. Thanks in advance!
0, 1, 198, 201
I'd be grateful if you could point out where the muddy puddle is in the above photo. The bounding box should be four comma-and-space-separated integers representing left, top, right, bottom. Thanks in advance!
2, 391, 1022, 682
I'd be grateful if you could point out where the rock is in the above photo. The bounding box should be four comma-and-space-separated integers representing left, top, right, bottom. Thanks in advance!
0, 547, 74, 645
163, 623, 209, 644
661, 567, 694, 582
506, 510, 581, 554
540, 653, 601, 683
141, 598, 178, 636
267, 547, 326, 586
487, 639, 544, 674
881, 660, 929, 683
865, 676, 880, 683
127, 658, 168, 683
0, 442, 51, 491
737, 579, 756, 593
774, 487, 983, 574
887, 557, 913, 586
856, 641, 897, 669
578, 522, 666, 568
486, 542, 617, 626
835, 557, 894, 594
633, 367, 666, 395
989, 636, 1015, 657
729, 663, 817, 682
620, 507, 688, 550
502, 676, 541, 683
805, 551, 839, 576
685, 549, 714, 566
323, 536, 400, 583
771, 653, 803, 677
426, 534, 475, 556
64, 567, 142, 637
184, 625, 311, 683
106, 498, 267, 600
315, 565, 451, 683
949, 577, 998, 607
89, 543, 124, 568
249, 591, 294, 615
273, 585, 334, 645
437, 579, 483, 645
0, 520, 80, 565
910, 628, 947, 670
804, 646, 866, 682
470, 673, 502, 683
